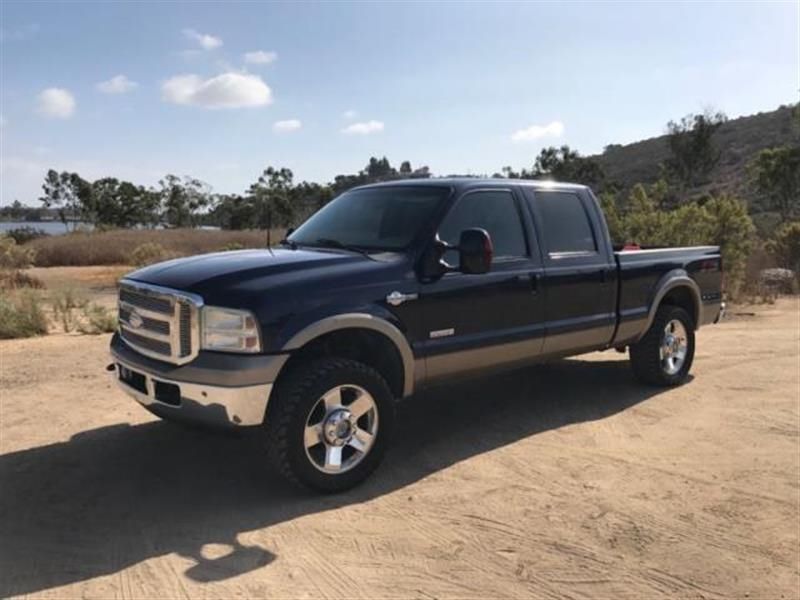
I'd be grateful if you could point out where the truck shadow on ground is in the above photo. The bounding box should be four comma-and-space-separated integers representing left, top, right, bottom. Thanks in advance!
0, 357, 677, 596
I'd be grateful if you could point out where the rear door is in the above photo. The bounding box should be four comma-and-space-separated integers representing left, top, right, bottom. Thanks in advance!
523, 188, 617, 355
417, 187, 546, 383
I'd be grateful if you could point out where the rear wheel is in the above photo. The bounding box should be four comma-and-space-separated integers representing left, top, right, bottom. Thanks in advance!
263, 357, 395, 493
630, 305, 695, 386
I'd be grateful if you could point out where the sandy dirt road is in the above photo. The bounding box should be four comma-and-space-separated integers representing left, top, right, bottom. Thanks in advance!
1, 299, 798, 599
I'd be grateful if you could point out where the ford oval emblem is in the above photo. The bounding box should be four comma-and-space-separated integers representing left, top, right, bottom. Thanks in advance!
128, 310, 144, 329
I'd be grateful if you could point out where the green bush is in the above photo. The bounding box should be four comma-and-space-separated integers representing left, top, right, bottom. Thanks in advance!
78, 303, 118, 334
3, 227, 49, 245
604, 186, 755, 295
766, 221, 800, 274
0, 236, 37, 269
0, 290, 49, 339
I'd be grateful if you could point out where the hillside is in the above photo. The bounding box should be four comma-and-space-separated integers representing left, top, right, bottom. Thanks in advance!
595, 104, 799, 211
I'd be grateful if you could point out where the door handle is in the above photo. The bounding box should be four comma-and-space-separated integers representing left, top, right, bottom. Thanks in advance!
530, 272, 540, 294
515, 273, 540, 294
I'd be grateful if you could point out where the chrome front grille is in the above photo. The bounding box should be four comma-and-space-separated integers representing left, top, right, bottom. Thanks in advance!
118, 280, 203, 365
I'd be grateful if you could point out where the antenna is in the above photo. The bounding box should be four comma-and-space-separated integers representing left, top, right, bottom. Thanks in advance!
267, 205, 273, 255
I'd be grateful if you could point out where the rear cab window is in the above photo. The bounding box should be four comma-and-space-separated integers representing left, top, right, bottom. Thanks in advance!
531, 190, 599, 259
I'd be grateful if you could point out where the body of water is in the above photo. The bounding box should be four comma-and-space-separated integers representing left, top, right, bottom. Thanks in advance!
0, 221, 92, 235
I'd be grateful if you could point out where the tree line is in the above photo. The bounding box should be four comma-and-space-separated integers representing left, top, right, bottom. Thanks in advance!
3, 107, 797, 241
17, 156, 432, 232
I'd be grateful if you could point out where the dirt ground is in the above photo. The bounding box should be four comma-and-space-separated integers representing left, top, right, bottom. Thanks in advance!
0, 297, 798, 599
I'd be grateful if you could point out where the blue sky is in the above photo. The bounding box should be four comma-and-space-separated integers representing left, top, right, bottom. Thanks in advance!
1, 1, 798, 205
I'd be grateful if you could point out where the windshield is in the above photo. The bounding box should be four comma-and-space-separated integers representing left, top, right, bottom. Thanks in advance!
287, 186, 450, 251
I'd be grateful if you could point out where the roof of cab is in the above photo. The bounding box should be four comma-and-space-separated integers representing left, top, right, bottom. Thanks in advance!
356, 177, 589, 193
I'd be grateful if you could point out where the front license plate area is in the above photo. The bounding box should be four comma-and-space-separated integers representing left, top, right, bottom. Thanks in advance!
118, 364, 148, 395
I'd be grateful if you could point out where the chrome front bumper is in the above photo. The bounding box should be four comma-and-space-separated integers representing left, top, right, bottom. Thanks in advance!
109, 359, 273, 428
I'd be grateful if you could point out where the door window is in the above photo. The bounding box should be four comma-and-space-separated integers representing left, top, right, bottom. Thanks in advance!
536, 191, 598, 255
438, 190, 527, 263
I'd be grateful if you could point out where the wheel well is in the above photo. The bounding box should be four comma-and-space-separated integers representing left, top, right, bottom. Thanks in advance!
660, 286, 698, 328
277, 328, 405, 399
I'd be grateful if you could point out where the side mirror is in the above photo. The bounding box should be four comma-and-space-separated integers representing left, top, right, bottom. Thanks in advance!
458, 228, 492, 275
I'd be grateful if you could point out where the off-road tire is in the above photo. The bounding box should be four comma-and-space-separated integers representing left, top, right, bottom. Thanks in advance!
263, 357, 395, 493
630, 305, 695, 386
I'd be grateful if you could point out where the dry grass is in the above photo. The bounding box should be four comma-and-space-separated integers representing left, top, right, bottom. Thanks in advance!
0, 270, 45, 291
27, 228, 283, 267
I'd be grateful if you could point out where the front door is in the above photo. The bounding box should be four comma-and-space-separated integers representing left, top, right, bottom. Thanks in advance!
416, 187, 546, 385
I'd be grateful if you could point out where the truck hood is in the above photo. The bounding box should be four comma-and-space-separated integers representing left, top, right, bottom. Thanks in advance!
125, 248, 388, 297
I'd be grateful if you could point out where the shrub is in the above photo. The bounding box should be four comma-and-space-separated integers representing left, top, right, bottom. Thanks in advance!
607, 188, 755, 296
3, 226, 49, 245
78, 303, 118, 334
704, 194, 755, 295
0, 290, 49, 339
219, 242, 245, 252
0, 270, 45, 290
766, 221, 800, 274
131, 242, 171, 267
51, 288, 88, 332
0, 236, 36, 269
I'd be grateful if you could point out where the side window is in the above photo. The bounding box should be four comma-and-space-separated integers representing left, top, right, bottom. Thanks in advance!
438, 190, 527, 263
536, 191, 597, 255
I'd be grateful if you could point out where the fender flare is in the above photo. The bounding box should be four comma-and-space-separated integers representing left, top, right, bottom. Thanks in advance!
640, 270, 702, 338
281, 313, 416, 398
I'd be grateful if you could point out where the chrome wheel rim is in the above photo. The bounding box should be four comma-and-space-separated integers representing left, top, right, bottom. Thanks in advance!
660, 319, 688, 375
303, 384, 379, 474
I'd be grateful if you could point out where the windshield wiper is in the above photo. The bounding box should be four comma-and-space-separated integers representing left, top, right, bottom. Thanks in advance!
313, 238, 373, 257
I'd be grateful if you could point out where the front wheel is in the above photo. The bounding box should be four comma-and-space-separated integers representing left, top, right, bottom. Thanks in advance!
629, 305, 695, 386
263, 357, 395, 493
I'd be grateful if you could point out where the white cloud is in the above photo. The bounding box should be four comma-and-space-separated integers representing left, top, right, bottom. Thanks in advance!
511, 121, 564, 142
183, 28, 222, 50
273, 119, 302, 132
162, 72, 272, 109
96, 74, 138, 94
342, 109, 358, 119
36, 88, 76, 119
341, 120, 384, 135
244, 50, 277, 65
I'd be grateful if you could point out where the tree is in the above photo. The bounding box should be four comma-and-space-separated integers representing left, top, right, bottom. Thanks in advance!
598, 192, 624, 243
158, 175, 211, 228
399, 161, 412, 176
87, 177, 123, 227
212, 194, 259, 230
39, 170, 90, 230
249, 167, 296, 229
703, 194, 755, 293
84, 178, 160, 228
292, 181, 334, 212
364, 156, 397, 181
526, 145, 607, 189
749, 146, 800, 221
664, 109, 727, 190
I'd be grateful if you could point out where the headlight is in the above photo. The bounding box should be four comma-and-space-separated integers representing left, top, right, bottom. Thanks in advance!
201, 306, 262, 353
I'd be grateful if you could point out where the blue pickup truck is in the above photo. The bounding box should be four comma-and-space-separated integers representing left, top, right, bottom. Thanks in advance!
110, 178, 724, 491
